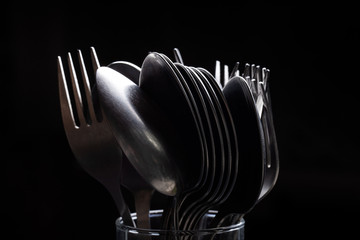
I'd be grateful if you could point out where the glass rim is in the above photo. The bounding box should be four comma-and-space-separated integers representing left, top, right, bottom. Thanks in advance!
115, 209, 245, 234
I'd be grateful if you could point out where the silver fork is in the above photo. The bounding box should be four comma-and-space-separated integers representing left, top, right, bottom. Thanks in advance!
57, 47, 135, 226
215, 61, 240, 88
216, 60, 279, 200
243, 63, 279, 200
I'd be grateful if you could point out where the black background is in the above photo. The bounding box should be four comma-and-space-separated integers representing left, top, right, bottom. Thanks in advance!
5, 2, 359, 240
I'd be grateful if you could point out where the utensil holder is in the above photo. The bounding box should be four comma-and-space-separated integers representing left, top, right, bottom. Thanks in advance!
116, 209, 245, 240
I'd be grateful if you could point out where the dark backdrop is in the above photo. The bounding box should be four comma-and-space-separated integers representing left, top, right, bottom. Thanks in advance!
5, 2, 359, 240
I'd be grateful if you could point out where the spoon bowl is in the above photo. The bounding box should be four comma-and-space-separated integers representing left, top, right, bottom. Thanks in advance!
107, 61, 154, 229
139, 52, 204, 194
96, 66, 185, 196
213, 75, 266, 226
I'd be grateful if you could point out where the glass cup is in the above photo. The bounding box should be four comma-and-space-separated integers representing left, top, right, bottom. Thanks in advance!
116, 209, 245, 240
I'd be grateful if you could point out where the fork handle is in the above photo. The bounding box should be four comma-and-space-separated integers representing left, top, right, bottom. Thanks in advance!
110, 187, 136, 227
120, 205, 135, 227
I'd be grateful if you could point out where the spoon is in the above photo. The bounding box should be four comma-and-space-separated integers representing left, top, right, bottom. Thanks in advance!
108, 61, 140, 85
139, 52, 206, 229
96, 66, 185, 197
181, 66, 232, 230
139, 53, 205, 192
121, 156, 154, 229
213, 75, 266, 226
171, 63, 219, 230
186, 67, 239, 229
107, 61, 154, 229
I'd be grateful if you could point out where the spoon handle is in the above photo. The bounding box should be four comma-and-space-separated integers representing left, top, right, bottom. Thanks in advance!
210, 212, 244, 229
109, 185, 135, 227
134, 189, 154, 229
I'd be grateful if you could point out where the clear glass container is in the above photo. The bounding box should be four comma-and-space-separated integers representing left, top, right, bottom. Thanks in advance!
116, 209, 245, 240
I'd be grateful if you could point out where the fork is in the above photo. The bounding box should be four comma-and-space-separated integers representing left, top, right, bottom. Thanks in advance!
214, 61, 240, 88
57, 47, 135, 226
215, 60, 279, 204
243, 63, 279, 200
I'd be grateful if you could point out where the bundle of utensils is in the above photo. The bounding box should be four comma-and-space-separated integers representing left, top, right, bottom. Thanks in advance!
57, 47, 279, 230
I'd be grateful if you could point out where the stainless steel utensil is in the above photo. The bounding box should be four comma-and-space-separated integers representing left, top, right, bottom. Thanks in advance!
108, 61, 140, 85
59, 46, 279, 231
107, 61, 154, 229
172, 51, 237, 230
243, 65, 279, 200
170, 62, 214, 230
121, 157, 154, 229
183, 67, 238, 230
143, 53, 207, 229
173, 53, 237, 228
219, 61, 279, 205
173, 48, 184, 65
175, 65, 225, 230
96, 66, 183, 197
214, 74, 266, 225
57, 48, 135, 226
139, 52, 206, 197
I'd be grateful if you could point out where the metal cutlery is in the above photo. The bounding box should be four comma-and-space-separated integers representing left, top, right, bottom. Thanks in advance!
219, 75, 266, 224
178, 66, 228, 230
57, 48, 135, 226
106, 61, 154, 229
217, 60, 279, 203
243, 64, 279, 200
141, 53, 208, 229
184, 67, 239, 230
58, 47, 279, 232
96, 66, 184, 197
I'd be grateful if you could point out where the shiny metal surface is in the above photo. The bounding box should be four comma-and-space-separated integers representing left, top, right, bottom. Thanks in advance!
172, 63, 214, 230
58, 47, 279, 231
217, 75, 266, 223
139, 52, 204, 195
107, 61, 154, 229
176, 66, 224, 230
108, 61, 141, 85
184, 67, 238, 230
57, 48, 135, 227
96, 66, 183, 197
141, 53, 207, 229
243, 65, 279, 201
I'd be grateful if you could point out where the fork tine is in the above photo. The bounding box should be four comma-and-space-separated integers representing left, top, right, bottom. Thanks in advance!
250, 77, 258, 97
215, 60, 221, 86
58, 56, 76, 128
244, 75, 252, 88
173, 48, 184, 64
264, 68, 270, 99
67, 52, 86, 126
256, 65, 261, 83
262, 67, 267, 90
265, 68, 270, 87
223, 64, 229, 87
77, 49, 97, 124
229, 62, 239, 78
256, 65, 265, 107
256, 65, 262, 97
250, 64, 256, 79
243, 63, 250, 78
246, 76, 255, 97
90, 46, 100, 76
250, 64, 258, 94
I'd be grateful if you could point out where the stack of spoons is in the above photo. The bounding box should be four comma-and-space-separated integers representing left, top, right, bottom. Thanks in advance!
58, 47, 279, 231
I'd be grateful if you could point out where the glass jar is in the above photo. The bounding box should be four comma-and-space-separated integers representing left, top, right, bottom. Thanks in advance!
116, 209, 245, 240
